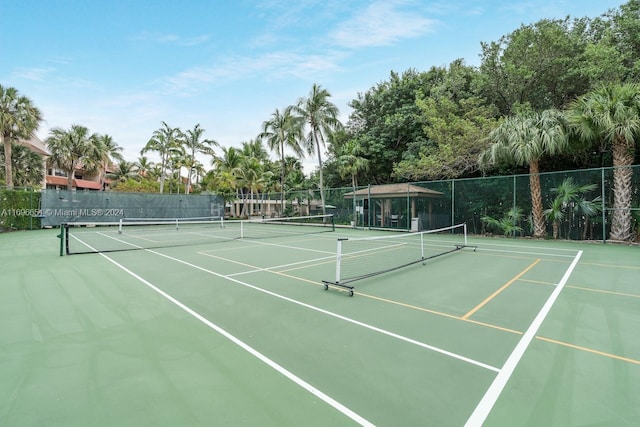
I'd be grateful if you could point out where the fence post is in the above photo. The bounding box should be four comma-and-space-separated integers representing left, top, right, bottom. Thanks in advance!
513, 175, 517, 238
406, 183, 410, 231
601, 167, 606, 244
367, 184, 371, 229
451, 179, 455, 227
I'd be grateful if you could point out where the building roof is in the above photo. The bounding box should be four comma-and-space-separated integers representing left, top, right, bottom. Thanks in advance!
46, 175, 102, 190
19, 135, 50, 156
344, 183, 443, 199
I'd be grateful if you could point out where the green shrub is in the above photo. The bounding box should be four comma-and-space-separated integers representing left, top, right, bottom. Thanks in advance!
0, 188, 41, 231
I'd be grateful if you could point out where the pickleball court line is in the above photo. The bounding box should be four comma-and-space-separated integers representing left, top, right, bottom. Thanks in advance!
464, 250, 583, 427
69, 234, 376, 427
148, 247, 500, 373
86, 231, 500, 373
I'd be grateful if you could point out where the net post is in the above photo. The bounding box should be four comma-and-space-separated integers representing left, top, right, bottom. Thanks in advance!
420, 232, 424, 260
335, 239, 344, 284
464, 223, 468, 246
64, 224, 70, 255
58, 224, 65, 256
175, 218, 179, 231
118, 218, 123, 234
240, 220, 245, 239
331, 214, 335, 231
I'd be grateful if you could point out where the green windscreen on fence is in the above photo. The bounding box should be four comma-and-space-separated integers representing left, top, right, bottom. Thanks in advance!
4, 165, 639, 241
251, 166, 638, 241
40, 190, 225, 227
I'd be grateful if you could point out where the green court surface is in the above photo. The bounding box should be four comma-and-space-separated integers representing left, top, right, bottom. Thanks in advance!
0, 227, 638, 426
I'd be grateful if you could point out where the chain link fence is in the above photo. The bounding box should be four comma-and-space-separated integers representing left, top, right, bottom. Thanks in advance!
2, 165, 639, 241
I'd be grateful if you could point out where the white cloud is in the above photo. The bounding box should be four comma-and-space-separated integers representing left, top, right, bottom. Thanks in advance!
158, 50, 344, 95
133, 31, 210, 46
330, 1, 436, 48
13, 67, 56, 81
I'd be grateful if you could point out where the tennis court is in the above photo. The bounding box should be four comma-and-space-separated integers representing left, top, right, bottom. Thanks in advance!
1, 220, 638, 426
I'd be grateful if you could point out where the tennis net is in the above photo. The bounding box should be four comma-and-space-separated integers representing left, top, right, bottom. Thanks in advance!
60, 214, 334, 255
322, 223, 475, 295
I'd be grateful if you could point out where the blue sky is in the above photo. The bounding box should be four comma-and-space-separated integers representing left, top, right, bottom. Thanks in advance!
1, 0, 626, 171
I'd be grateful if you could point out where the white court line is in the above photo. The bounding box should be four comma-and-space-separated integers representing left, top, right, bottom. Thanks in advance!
68, 234, 375, 427
464, 250, 583, 427
475, 247, 576, 258
83, 232, 499, 372
204, 252, 337, 277
219, 237, 336, 255
145, 248, 500, 373
477, 247, 575, 259
469, 240, 580, 253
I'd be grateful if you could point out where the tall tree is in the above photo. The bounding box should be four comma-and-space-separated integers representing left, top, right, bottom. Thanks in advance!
209, 146, 244, 216
167, 146, 187, 194
95, 134, 124, 190
294, 84, 343, 216
135, 155, 154, 179
182, 124, 218, 194
600, 0, 640, 82
479, 18, 592, 115
142, 121, 182, 193
46, 125, 101, 190
336, 139, 369, 188
241, 139, 269, 163
567, 83, 640, 241
0, 142, 44, 188
258, 106, 304, 214
107, 161, 137, 182
480, 109, 569, 238
347, 69, 436, 183
0, 85, 42, 189
394, 61, 498, 181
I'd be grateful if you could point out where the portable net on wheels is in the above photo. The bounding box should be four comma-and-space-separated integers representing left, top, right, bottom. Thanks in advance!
322, 223, 476, 296
59, 214, 335, 255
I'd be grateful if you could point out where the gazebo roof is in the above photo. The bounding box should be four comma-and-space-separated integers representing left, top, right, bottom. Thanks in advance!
344, 183, 443, 199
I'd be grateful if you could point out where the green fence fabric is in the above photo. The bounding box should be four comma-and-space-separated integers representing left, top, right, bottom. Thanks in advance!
3, 165, 639, 241
40, 190, 224, 227
254, 165, 639, 242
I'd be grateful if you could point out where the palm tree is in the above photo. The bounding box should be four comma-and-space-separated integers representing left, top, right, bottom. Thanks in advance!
188, 159, 207, 192
0, 85, 42, 189
46, 125, 101, 190
0, 142, 44, 188
238, 155, 265, 216
210, 146, 244, 216
258, 106, 304, 214
182, 124, 218, 194
167, 147, 187, 193
282, 156, 307, 215
337, 139, 369, 188
107, 161, 138, 182
567, 83, 640, 241
95, 134, 124, 190
135, 155, 154, 179
241, 139, 270, 163
544, 178, 600, 239
481, 206, 524, 237
480, 109, 569, 238
142, 121, 182, 193
294, 84, 343, 216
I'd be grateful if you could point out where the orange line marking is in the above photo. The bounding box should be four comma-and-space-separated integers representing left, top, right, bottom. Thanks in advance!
536, 336, 640, 365
462, 259, 541, 319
